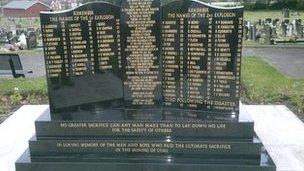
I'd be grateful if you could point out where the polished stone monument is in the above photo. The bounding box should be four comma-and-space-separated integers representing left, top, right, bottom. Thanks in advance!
15, 0, 276, 170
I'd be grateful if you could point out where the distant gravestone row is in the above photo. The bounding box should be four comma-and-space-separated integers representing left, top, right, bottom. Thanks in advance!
0, 26, 41, 50
244, 18, 304, 44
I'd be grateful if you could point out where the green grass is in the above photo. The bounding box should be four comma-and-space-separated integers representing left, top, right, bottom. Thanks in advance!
0, 78, 47, 115
244, 10, 304, 21
0, 78, 47, 95
241, 57, 304, 114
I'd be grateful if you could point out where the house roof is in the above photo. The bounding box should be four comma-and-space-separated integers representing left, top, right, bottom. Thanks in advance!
3, 1, 49, 10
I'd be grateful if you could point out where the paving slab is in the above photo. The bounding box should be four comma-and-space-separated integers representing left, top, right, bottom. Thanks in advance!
0, 105, 49, 171
245, 105, 304, 171
0, 105, 303, 171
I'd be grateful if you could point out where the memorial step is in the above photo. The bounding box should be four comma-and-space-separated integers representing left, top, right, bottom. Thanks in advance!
16, 149, 276, 171
28, 137, 262, 159
35, 109, 254, 140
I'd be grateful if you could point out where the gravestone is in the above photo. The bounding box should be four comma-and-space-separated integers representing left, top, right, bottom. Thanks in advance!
287, 23, 294, 36
299, 24, 304, 38
8, 35, 18, 45
15, 1, 276, 171
283, 8, 290, 18
251, 24, 257, 41
244, 23, 249, 40
0, 30, 7, 43
6, 31, 13, 40
295, 19, 302, 37
11, 26, 17, 36
282, 20, 289, 37
263, 24, 273, 44
273, 19, 279, 26
26, 31, 38, 50
248, 24, 252, 40
19, 33, 27, 46
265, 18, 271, 23
16, 24, 22, 36
272, 24, 277, 37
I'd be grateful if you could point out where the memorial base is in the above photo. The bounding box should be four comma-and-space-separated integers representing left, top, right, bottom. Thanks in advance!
16, 149, 275, 171
15, 109, 276, 171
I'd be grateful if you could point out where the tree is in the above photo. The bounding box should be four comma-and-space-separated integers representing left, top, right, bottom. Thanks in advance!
296, 0, 304, 9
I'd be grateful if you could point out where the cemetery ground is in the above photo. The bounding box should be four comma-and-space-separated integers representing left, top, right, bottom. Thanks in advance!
244, 10, 304, 21
243, 10, 304, 47
0, 56, 303, 123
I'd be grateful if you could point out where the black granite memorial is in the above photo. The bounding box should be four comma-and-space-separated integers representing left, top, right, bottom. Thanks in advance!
15, 1, 276, 171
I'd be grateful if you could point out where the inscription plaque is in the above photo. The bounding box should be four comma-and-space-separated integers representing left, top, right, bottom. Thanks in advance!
15, 1, 276, 171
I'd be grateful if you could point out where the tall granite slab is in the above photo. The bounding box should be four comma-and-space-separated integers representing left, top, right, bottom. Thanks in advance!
15, 1, 276, 171
162, 0, 242, 118
121, 0, 163, 112
40, 2, 124, 120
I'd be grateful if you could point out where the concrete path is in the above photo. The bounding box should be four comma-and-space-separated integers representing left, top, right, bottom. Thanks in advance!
19, 53, 45, 78
0, 105, 304, 171
243, 47, 304, 79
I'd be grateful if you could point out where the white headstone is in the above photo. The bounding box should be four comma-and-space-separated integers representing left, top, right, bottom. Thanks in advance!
19, 33, 27, 46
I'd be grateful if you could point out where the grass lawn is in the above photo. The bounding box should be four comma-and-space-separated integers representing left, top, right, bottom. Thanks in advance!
241, 57, 304, 117
0, 78, 47, 115
244, 10, 304, 21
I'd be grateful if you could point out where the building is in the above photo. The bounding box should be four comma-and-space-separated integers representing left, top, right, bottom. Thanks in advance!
2, 1, 50, 17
